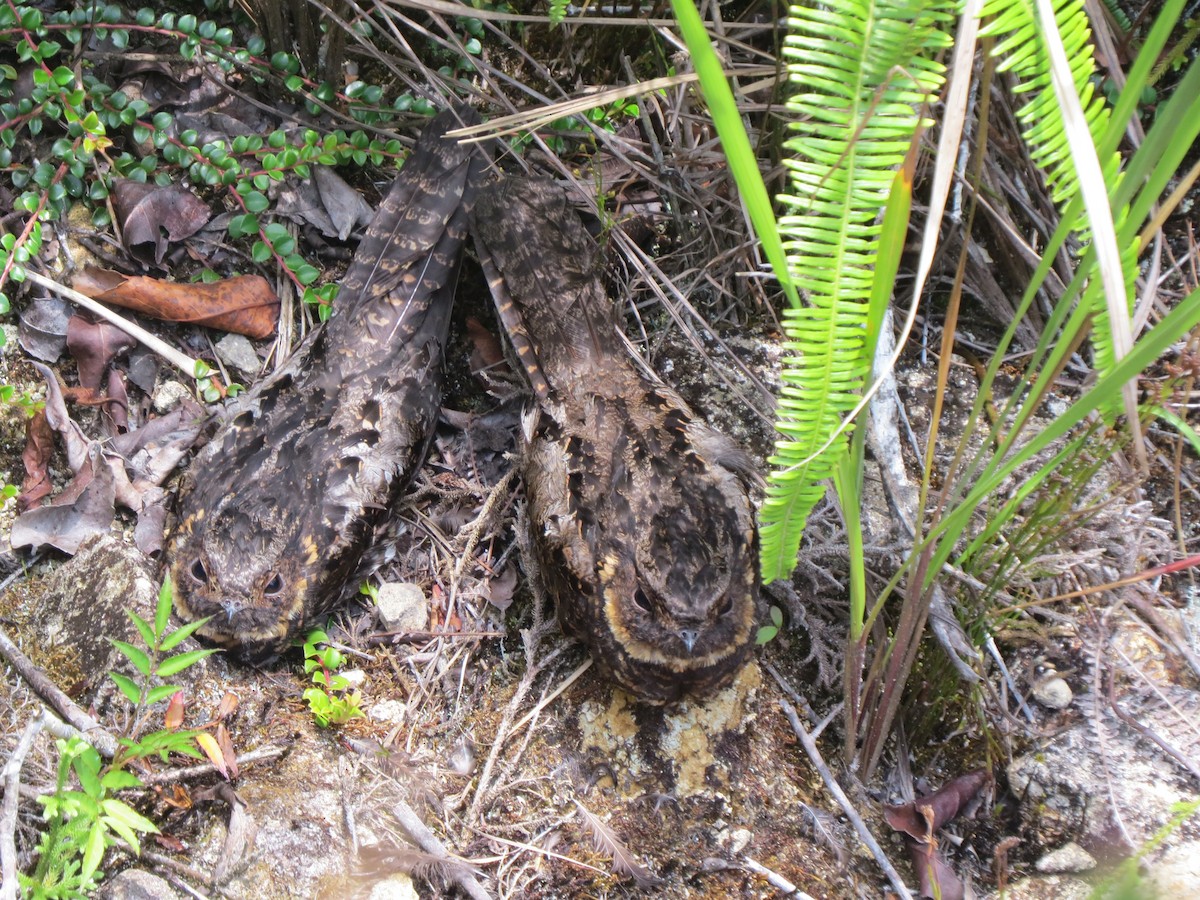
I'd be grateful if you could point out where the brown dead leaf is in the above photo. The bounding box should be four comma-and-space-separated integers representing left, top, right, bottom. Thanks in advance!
18, 410, 55, 512
75, 265, 279, 339
466, 316, 508, 376
18, 297, 71, 362
155, 784, 193, 812
482, 564, 518, 611
66, 313, 136, 397
14, 363, 204, 555
10, 441, 116, 554
111, 179, 210, 265
216, 723, 239, 780
276, 165, 373, 240
164, 691, 185, 729
216, 692, 239, 721
884, 769, 991, 838
885, 770, 992, 900
134, 486, 169, 555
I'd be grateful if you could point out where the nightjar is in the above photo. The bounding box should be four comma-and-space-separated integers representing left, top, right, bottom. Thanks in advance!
472, 178, 761, 701
167, 107, 484, 662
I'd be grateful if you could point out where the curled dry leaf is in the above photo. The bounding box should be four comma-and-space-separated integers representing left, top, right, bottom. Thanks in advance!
884, 769, 992, 900
276, 165, 373, 241
12, 363, 205, 555
884, 769, 992, 838
10, 441, 116, 554
18, 410, 55, 512
75, 265, 279, 340
66, 313, 136, 397
482, 564, 518, 611
216, 722, 239, 780
111, 179, 210, 265
18, 296, 71, 362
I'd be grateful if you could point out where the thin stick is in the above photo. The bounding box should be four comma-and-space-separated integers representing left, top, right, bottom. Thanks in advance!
779, 699, 914, 900
392, 799, 494, 900
139, 746, 289, 785
0, 711, 46, 900
23, 269, 201, 379
742, 856, 815, 899
510, 659, 592, 735
0, 626, 120, 758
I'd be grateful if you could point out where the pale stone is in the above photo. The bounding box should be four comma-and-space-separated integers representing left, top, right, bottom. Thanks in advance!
375, 582, 428, 632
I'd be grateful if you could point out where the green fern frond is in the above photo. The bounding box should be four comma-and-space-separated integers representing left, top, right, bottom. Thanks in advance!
980, 0, 1134, 381
759, 0, 954, 582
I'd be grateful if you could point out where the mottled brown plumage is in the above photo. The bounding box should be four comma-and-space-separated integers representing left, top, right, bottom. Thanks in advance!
472, 178, 761, 701
167, 107, 484, 661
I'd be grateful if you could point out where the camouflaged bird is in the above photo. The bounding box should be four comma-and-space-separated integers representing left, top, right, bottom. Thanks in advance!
472, 178, 761, 702
167, 107, 484, 662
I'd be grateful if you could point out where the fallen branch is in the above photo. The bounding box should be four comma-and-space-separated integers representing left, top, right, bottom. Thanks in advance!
392, 800, 493, 900
139, 746, 290, 785
0, 626, 119, 758
780, 699, 914, 900
23, 269, 201, 380
1, 711, 46, 900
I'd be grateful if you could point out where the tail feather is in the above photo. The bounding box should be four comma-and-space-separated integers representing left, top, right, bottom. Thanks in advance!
340, 105, 483, 311
472, 177, 616, 397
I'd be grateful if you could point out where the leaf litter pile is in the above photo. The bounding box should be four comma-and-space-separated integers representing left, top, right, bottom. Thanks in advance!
0, 3, 1198, 899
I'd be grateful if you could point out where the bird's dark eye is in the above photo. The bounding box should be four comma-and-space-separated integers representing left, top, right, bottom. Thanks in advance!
190, 559, 208, 584
632, 588, 652, 613
264, 573, 284, 596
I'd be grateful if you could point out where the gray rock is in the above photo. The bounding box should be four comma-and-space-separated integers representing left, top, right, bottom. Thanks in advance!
151, 379, 193, 414
214, 333, 262, 380
1145, 841, 1200, 898
34, 533, 159, 693
368, 874, 419, 900
375, 582, 428, 632
1035, 841, 1096, 874
1031, 675, 1073, 710
29, 533, 219, 707
97, 869, 180, 900
993, 874, 1093, 899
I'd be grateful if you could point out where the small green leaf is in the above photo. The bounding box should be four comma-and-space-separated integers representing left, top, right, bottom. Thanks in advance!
100, 770, 143, 791
128, 610, 155, 648
156, 648, 218, 677
111, 640, 151, 676
80, 823, 107, 881
159, 614, 214, 651
145, 684, 183, 706
109, 671, 141, 705
155, 574, 173, 639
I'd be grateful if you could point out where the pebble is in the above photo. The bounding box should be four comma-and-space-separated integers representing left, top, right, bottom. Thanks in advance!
1035, 841, 1096, 874
376, 582, 428, 632
1032, 675, 1074, 710
215, 333, 262, 379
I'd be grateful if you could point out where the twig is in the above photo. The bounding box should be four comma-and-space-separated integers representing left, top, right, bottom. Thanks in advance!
139, 746, 290, 785
392, 799, 493, 900
779, 699, 914, 900
22, 269, 201, 379
0, 626, 119, 758
1, 711, 46, 900
742, 855, 815, 898
510, 659, 591, 736
468, 827, 608, 878
0, 550, 41, 594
